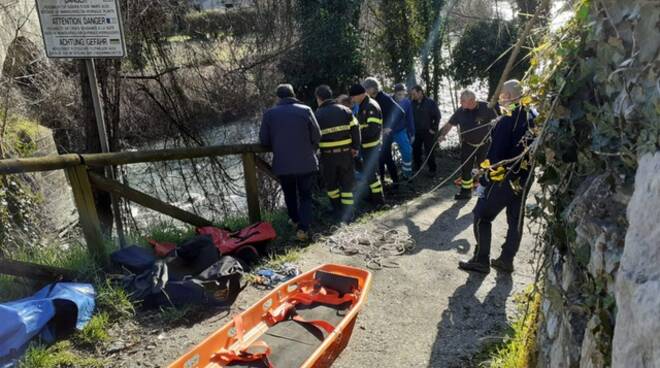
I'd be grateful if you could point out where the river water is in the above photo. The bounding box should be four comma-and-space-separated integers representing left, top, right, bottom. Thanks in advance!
122, 118, 262, 228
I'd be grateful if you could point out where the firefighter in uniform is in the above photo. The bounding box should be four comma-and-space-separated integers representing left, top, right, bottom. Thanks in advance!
459, 80, 535, 274
314, 85, 360, 222
349, 84, 385, 206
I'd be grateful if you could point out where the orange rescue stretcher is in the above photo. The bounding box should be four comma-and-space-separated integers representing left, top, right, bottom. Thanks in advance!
168, 264, 372, 368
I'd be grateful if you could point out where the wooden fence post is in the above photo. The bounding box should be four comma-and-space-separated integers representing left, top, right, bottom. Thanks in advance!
242, 152, 261, 223
65, 165, 108, 266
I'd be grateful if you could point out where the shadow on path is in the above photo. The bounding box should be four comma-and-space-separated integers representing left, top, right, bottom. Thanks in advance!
428, 272, 514, 367
401, 199, 474, 255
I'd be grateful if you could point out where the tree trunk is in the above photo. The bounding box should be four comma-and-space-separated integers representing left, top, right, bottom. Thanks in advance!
431, 40, 441, 101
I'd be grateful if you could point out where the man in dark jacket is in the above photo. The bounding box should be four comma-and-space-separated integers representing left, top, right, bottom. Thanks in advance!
350, 83, 385, 206
363, 77, 405, 187
314, 85, 360, 223
410, 85, 441, 176
259, 84, 321, 241
437, 89, 499, 200
459, 80, 535, 274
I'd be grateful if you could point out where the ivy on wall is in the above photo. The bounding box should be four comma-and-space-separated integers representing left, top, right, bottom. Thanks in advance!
0, 115, 43, 253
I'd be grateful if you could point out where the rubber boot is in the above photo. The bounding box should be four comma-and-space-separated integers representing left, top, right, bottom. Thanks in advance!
330, 198, 342, 220
369, 191, 386, 208
458, 258, 490, 274
491, 256, 514, 273
454, 188, 472, 200
340, 204, 355, 224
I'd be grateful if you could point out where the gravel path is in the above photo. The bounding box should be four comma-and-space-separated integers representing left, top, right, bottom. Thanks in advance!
105, 184, 536, 368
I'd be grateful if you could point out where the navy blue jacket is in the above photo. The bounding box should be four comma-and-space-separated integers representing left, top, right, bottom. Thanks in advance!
487, 104, 535, 182
375, 91, 405, 133
259, 98, 321, 176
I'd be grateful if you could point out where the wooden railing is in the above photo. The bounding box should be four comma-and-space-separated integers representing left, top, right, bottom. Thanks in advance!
0, 143, 271, 276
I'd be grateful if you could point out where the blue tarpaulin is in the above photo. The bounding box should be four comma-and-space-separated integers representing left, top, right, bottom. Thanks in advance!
0, 283, 95, 366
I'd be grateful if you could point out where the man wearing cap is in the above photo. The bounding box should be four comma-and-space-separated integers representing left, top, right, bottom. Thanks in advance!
349, 83, 385, 206
362, 77, 406, 187
259, 84, 321, 241
314, 85, 360, 222
458, 80, 535, 274
437, 89, 499, 200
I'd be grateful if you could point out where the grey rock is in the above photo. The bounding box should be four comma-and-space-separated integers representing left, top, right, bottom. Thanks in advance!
549, 317, 575, 368
546, 310, 560, 340
580, 316, 606, 368
613, 152, 660, 368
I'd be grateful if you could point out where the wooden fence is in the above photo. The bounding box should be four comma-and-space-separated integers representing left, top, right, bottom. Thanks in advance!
0, 143, 270, 279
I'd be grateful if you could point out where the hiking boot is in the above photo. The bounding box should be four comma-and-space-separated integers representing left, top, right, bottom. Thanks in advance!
491, 257, 514, 273
458, 259, 490, 274
368, 192, 386, 207
295, 229, 309, 242
454, 189, 472, 200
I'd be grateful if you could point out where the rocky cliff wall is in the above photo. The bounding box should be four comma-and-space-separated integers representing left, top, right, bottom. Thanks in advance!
612, 152, 660, 368
531, 0, 659, 366
0, 1, 42, 74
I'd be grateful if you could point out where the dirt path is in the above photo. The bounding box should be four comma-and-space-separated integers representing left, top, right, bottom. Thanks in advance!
316, 185, 536, 368
106, 183, 535, 368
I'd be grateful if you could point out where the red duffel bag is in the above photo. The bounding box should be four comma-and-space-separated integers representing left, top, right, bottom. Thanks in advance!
196, 222, 277, 255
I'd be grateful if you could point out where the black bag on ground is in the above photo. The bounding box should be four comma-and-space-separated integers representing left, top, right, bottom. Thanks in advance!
110, 245, 156, 274
196, 256, 246, 305
122, 259, 244, 309
175, 235, 220, 274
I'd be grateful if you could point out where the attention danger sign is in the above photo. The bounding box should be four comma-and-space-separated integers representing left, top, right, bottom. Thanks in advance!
36, 0, 126, 58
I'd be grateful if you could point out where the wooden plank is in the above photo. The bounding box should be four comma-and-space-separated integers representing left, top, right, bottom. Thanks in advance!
0, 258, 77, 281
242, 152, 261, 223
88, 172, 213, 227
0, 144, 270, 174
82, 143, 269, 168
0, 154, 81, 174
65, 165, 108, 266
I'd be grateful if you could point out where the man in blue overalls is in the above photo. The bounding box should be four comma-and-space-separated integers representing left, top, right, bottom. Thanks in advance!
459, 80, 535, 274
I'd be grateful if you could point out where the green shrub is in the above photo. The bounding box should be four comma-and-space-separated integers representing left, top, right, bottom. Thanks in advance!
75, 313, 110, 347
19, 341, 104, 368
478, 289, 542, 368
96, 280, 135, 320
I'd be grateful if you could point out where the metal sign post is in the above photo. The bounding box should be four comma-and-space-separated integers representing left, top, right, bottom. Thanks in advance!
36, 0, 128, 247
84, 59, 126, 247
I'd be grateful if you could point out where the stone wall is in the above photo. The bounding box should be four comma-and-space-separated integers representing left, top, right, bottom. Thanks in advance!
535, 153, 660, 368
0, 2, 76, 233
30, 125, 78, 232
532, 0, 659, 365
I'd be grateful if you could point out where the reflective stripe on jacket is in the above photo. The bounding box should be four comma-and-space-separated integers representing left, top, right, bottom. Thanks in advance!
357, 96, 383, 148
315, 99, 360, 150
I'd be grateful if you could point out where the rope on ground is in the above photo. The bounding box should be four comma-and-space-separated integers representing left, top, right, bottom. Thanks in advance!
315, 224, 415, 270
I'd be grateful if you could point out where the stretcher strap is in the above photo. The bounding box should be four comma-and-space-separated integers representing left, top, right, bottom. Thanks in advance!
211, 315, 275, 367
265, 301, 336, 336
